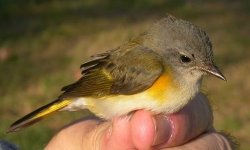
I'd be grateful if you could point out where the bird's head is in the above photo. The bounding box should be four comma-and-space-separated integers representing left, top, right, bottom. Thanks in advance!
143, 15, 226, 85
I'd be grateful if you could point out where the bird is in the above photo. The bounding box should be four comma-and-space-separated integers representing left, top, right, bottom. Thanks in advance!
8, 15, 226, 133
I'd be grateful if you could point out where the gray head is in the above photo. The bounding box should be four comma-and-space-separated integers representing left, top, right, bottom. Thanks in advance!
143, 15, 226, 84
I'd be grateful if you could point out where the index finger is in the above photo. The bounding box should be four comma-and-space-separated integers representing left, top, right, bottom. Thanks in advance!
154, 93, 213, 148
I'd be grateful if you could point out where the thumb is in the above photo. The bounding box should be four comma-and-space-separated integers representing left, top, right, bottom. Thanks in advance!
104, 110, 171, 150
46, 117, 137, 150
45, 119, 109, 150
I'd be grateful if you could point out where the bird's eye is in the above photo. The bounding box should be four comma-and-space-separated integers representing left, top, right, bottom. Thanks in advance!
180, 55, 191, 63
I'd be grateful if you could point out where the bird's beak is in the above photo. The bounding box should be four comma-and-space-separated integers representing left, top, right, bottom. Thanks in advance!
199, 63, 226, 81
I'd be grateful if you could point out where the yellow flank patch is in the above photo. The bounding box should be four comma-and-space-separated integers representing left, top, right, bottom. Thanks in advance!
147, 74, 174, 101
33, 99, 72, 119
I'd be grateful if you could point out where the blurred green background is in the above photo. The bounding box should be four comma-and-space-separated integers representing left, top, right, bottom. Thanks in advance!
0, 0, 249, 149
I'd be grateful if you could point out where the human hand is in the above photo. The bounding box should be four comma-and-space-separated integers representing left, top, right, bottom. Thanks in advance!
45, 93, 234, 150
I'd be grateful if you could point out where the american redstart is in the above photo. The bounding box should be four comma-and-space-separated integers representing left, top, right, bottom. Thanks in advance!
8, 15, 226, 132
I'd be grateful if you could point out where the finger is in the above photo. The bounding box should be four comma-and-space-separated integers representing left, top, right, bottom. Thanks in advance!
102, 116, 134, 150
130, 110, 171, 150
154, 93, 214, 148
103, 110, 171, 150
162, 132, 234, 150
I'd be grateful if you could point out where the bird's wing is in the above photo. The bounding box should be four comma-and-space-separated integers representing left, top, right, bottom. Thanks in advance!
59, 44, 163, 99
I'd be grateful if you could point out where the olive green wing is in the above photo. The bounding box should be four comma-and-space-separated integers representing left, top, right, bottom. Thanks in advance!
59, 45, 163, 99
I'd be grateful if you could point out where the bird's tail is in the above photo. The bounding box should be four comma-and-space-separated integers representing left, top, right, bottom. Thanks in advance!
7, 99, 72, 133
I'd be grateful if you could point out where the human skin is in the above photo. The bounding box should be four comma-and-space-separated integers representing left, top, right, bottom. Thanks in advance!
45, 93, 235, 150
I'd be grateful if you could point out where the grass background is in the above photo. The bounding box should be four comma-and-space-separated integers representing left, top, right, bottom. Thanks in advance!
0, 0, 249, 149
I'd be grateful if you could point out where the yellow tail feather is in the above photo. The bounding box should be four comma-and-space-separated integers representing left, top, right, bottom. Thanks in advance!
8, 99, 72, 133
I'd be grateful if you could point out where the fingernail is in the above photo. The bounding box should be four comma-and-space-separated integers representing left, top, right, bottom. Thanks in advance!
153, 115, 172, 146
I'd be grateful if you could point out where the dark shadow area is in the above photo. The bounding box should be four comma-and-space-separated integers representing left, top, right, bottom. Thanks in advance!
0, 0, 188, 98
0, 0, 187, 41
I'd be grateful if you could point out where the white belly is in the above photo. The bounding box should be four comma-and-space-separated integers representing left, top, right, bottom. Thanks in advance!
62, 84, 199, 119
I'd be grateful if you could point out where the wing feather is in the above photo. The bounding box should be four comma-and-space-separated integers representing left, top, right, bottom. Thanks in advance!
60, 45, 163, 99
